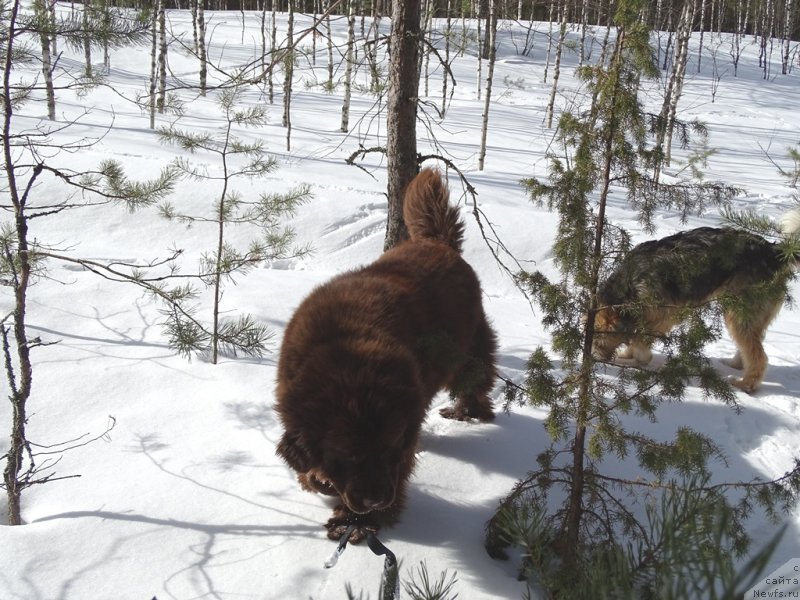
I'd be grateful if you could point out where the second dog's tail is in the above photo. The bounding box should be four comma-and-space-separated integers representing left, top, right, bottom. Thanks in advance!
780, 207, 800, 237
403, 168, 465, 253
779, 207, 800, 269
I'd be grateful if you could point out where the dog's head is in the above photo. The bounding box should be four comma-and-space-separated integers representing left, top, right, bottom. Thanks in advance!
591, 306, 628, 361
275, 345, 423, 514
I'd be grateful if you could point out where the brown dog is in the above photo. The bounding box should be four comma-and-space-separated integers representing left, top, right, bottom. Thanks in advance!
593, 219, 800, 393
275, 168, 497, 541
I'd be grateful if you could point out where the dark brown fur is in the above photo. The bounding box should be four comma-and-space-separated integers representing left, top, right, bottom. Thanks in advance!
593, 225, 799, 393
275, 168, 497, 541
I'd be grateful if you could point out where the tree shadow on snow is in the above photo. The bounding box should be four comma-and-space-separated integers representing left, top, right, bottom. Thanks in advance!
394, 388, 800, 596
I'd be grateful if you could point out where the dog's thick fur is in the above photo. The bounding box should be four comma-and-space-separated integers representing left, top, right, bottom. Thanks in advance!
593, 217, 800, 393
275, 168, 497, 541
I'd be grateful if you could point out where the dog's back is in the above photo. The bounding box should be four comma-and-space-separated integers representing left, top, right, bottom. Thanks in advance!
599, 227, 787, 307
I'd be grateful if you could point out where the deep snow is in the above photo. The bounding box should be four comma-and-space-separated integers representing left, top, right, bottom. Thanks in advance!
1, 7, 799, 599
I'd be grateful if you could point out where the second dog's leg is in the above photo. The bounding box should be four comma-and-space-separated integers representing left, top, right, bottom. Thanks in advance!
724, 300, 781, 393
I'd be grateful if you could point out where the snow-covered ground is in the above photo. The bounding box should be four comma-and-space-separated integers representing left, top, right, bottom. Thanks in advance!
1, 8, 799, 599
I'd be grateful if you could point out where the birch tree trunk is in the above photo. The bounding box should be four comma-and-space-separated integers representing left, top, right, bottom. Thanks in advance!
368, 5, 382, 93
192, 0, 199, 53
782, 0, 795, 74
760, 0, 775, 78
442, 0, 451, 115
477, 0, 496, 170
83, 1, 92, 78
48, 0, 57, 55
283, 0, 294, 151
697, 0, 707, 72
545, 6, 567, 128
578, 0, 588, 65
730, 0, 744, 75
543, 0, 555, 83
149, 0, 158, 128
475, 0, 482, 97
311, 3, 317, 65
325, 0, 334, 89
421, 0, 432, 97
658, 0, 697, 168
157, 0, 167, 113
37, 0, 56, 120
260, 0, 267, 71
198, 0, 207, 96
340, 0, 355, 132
384, 0, 421, 250
269, 0, 276, 102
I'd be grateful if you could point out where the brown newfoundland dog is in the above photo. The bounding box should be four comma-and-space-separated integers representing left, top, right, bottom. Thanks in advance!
275, 168, 497, 542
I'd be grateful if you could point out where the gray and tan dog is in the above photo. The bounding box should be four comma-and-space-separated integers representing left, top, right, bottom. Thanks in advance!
593, 210, 800, 393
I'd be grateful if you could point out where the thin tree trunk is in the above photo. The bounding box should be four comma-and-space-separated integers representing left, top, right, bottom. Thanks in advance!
477, 0, 496, 171
340, 0, 355, 132
543, 0, 555, 83
211, 127, 232, 365
782, 0, 794, 74
260, 0, 267, 70
38, 0, 56, 120
100, 0, 110, 70
192, 0, 199, 52
368, 4, 382, 93
83, 1, 92, 78
269, 0, 276, 102
546, 7, 567, 128
442, 0, 451, 114
198, 0, 207, 95
48, 0, 57, 55
325, 0, 334, 88
311, 2, 317, 65
421, 0, 432, 97
658, 0, 696, 168
283, 0, 294, 150
149, 0, 158, 128
730, 0, 744, 75
2, 0, 34, 526
564, 28, 626, 562
579, 0, 588, 65
476, 0, 482, 97
157, 0, 167, 113
698, 0, 707, 72
384, 0, 421, 250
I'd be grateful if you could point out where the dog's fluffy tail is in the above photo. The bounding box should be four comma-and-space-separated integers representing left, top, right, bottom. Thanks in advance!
403, 168, 465, 252
779, 207, 800, 237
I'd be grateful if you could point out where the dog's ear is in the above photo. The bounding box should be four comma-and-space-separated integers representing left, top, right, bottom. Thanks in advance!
276, 431, 313, 472
594, 307, 620, 332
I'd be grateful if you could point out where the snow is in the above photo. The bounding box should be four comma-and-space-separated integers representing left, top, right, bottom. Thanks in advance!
1, 8, 799, 599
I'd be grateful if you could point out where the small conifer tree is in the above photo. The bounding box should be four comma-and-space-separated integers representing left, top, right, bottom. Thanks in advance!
158, 84, 311, 363
1, 0, 176, 524
485, 0, 800, 594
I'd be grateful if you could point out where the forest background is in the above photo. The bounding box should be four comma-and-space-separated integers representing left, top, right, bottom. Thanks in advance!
2, 0, 800, 597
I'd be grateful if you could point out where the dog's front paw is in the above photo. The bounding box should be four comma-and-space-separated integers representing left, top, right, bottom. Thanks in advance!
298, 471, 338, 496
729, 375, 757, 394
325, 506, 379, 543
440, 404, 494, 422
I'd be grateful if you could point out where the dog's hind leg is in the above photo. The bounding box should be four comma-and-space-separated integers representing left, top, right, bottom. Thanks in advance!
440, 315, 497, 422
721, 351, 743, 370
724, 299, 782, 393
